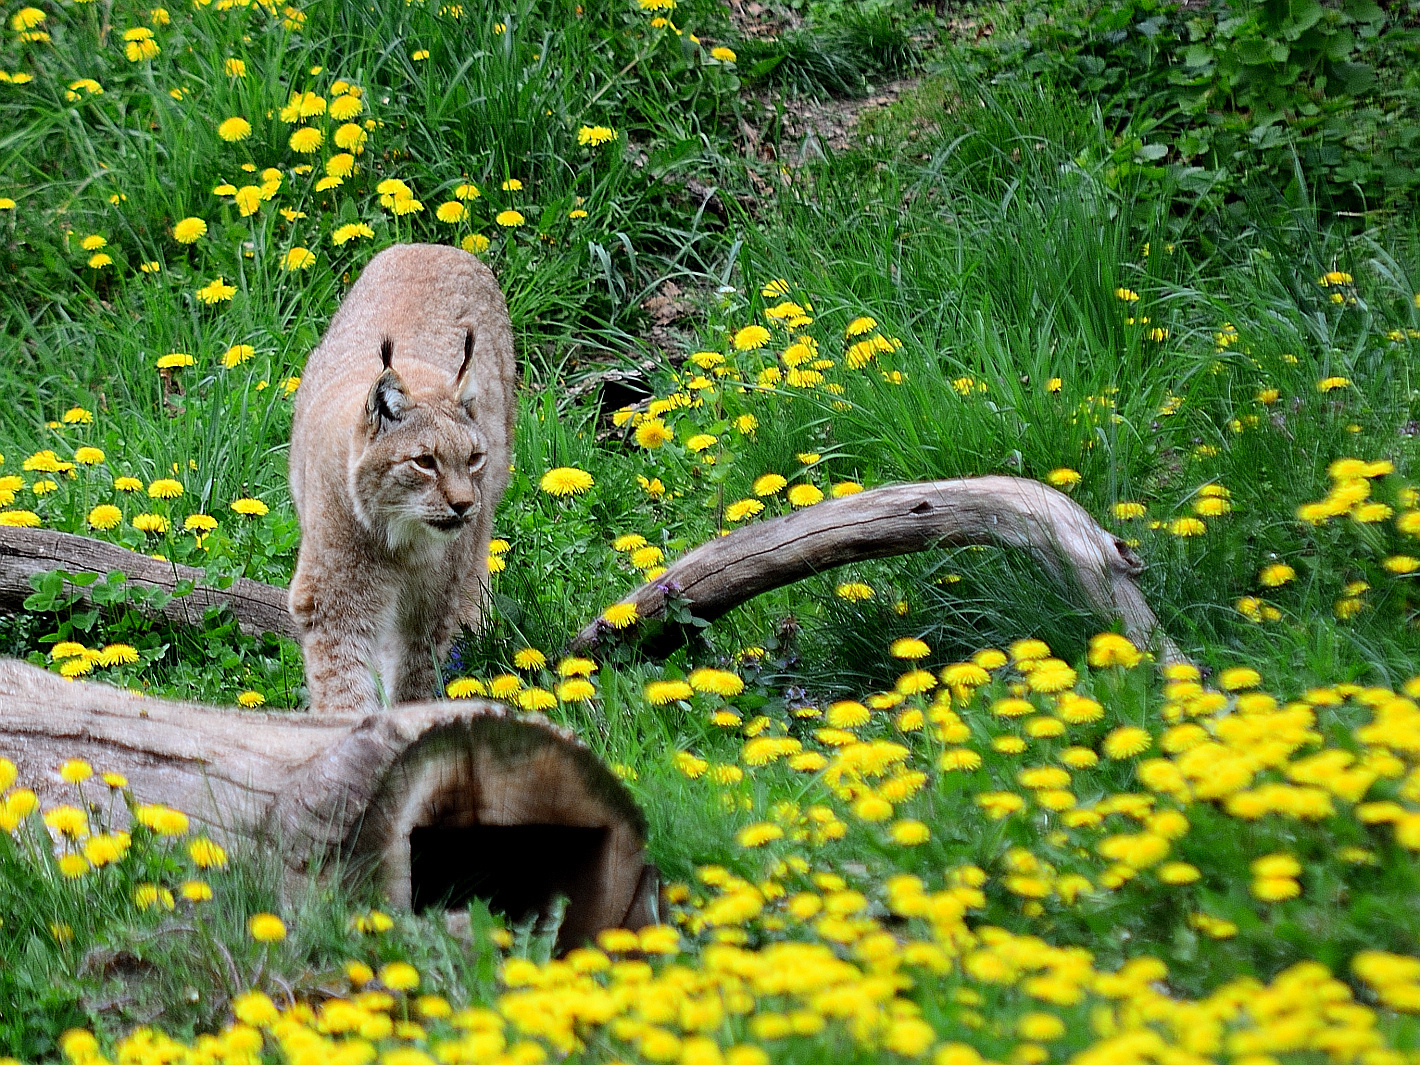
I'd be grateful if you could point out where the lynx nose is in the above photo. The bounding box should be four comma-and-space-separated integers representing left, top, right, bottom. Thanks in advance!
449, 499, 473, 517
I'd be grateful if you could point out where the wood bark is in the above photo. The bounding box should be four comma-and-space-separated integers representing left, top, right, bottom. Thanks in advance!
0, 526, 297, 639
0, 661, 659, 948
572, 476, 1183, 663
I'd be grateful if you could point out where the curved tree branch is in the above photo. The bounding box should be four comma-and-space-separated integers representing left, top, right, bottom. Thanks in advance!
572, 476, 1183, 663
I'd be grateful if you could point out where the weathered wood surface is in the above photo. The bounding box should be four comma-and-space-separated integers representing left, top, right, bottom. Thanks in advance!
0, 661, 658, 943
573, 475, 1183, 663
0, 526, 298, 639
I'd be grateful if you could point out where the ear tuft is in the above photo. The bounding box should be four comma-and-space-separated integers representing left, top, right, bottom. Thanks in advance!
380, 337, 394, 369
457, 330, 478, 418
457, 330, 474, 383
367, 368, 409, 432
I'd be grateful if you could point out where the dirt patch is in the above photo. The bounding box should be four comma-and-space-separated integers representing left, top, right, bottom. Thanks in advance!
724, 0, 804, 40
751, 78, 919, 161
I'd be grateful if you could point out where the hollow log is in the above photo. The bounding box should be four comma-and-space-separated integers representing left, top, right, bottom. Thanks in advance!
0, 661, 659, 950
0, 526, 298, 640
573, 475, 1184, 663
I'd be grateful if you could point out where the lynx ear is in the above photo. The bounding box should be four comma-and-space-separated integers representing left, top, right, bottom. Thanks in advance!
368, 340, 409, 433
455, 329, 478, 419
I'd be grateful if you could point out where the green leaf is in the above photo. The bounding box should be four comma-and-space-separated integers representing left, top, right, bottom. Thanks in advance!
1329, 61, 1375, 95
746, 56, 784, 79
1285, 0, 1324, 37
1343, 0, 1385, 22
1235, 39, 1277, 65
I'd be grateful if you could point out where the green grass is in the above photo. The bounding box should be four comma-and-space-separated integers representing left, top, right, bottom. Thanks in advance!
0, 0, 1419, 1059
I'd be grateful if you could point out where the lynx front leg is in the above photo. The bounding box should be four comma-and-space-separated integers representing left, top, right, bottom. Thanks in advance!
290, 561, 384, 714
301, 625, 384, 714
386, 611, 457, 704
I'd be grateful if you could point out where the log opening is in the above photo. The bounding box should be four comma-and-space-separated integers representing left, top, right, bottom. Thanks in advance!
410, 824, 608, 919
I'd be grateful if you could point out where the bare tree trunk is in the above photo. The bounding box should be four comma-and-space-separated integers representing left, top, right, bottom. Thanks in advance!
573, 476, 1183, 663
0, 662, 658, 950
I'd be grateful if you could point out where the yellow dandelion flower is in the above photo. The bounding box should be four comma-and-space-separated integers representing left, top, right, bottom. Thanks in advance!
173, 217, 207, 244
556, 678, 596, 701
635, 418, 672, 448
540, 467, 594, 496
734, 325, 771, 350
329, 94, 363, 120
753, 473, 787, 496
603, 602, 638, 628
786, 483, 823, 507
435, 200, 467, 224
646, 679, 694, 704
577, 125, 617, 146
725, 498, 764, 522
282, 247, 316, 270
446, 677, 487, 698
688, 668, 744, 696
218, 116, 252, 142
247, 913, 286, 942
96, 643, 139, 666
737, 822, 783, 847
1102, 726, 1152, 759
197, 277, 237, 304
189, 837, 228, 869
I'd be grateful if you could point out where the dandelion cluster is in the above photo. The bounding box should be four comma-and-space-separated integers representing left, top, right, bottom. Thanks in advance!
30, 627, 1420, 1063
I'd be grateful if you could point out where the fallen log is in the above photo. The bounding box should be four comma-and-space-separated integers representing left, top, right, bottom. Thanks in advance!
0, 526, 298, 640
573, 476, 1184, 663
0, 476, 1181, 664
0, 661, 659, 950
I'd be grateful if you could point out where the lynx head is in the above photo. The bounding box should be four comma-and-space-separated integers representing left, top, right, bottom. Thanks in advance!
352, 334, 489, 550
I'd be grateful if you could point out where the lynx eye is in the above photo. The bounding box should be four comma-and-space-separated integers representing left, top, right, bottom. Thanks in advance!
411, 454, 437, 471
468, 451, 487, 473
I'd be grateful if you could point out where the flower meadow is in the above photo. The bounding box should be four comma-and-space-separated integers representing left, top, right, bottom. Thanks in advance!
2, 0, 1420, 1057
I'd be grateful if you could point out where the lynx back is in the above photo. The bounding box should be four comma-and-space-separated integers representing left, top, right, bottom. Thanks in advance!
288, 243, 515, 713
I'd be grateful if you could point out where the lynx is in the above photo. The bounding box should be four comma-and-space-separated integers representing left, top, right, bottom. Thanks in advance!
288, 244, 515, 713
